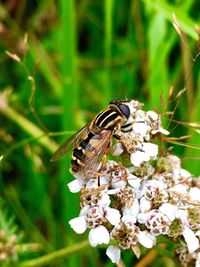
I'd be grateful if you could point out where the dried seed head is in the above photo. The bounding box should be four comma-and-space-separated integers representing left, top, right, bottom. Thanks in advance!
147, 111, 161, 133
104, 161, 128, 188
86, 206, 107, 228
129, 100, 144, 112
145, 186, 169, 208
145, 211, 170, 236
114, 187, 135, 210
156, 155, 181, 174
168, 219, 184, 239
176, 246, 194, 267
122, 133, 143, 153
188, 208, 200, 230
132, 162, 154, 178
111, 219, 140, 249
80, 188, 105, 208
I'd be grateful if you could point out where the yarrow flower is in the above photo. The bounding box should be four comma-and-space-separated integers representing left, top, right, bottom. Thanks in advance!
67, 100, 200, 266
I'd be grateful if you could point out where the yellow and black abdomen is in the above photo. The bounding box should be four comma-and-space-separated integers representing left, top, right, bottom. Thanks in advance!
71, 131, 95, 173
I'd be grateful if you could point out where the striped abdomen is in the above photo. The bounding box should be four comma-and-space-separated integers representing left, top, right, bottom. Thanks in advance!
71, 132, 95, 173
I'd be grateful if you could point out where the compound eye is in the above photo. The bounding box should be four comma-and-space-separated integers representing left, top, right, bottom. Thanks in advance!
119, 104, 130, 119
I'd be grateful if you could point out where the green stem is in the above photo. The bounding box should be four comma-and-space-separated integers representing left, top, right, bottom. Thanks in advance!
102, 0, 114, 106
104, 0, 113, 61
0, 93, 58, 155
144, 0, 198, 40
18, 240, 89, 267
58, 0, 79, 222
6, 186, 51, 250
60, 0, 78, 128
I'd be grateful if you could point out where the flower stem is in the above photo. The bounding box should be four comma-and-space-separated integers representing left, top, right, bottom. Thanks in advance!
18, 240, 89, 267
0, 92, 58, 155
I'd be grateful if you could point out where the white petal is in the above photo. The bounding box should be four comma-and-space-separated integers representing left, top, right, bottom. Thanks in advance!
139, 197, 151, 213
69, 216, 87, 234
143, 179, 167, 191
73, 172, 83, 180
132, 123, 150, 136
180, 168, 191, 179
79, 205, 90, 216
131, 151, 149, 167
67, 180, 82, 193
107, 188, 121, 195
142, 143, 158, 158
122, 214, 137, 224
111, 179, 127, 189
123, 198, 139, 219
106, 245, 121, 264
159, 203, 177, 222
138, 231, 156, 248
86, 179, 98, 189
170, 184, 188, 196
183, 226, 199, 253
176, 210, 188, 225
144, 133, 150, 141
105, 207, 121, 225
98, 193, 111, 206
128, 174, 141, 188
158, 128, 169, 135
129, 100, 143, 114
137, 213, 148, 224
99, 176, 110, 185
74, 173, 88, 185
89, 225, 110, 247
112, 142, 124, 156
189, 187, 200, 202
147, 111, 158, 121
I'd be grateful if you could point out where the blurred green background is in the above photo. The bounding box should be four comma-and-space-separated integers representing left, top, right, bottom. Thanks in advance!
0, 0, 200, 266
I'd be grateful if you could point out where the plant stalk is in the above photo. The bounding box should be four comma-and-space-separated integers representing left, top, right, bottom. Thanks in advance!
18, 240, 89, 267
0, 92, 58, 155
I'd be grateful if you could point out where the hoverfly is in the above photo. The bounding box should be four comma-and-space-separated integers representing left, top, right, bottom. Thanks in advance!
51, 100, 141, 175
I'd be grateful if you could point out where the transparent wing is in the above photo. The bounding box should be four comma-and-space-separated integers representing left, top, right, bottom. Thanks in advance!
81, 130, 113, 173
51, 123, 90, 161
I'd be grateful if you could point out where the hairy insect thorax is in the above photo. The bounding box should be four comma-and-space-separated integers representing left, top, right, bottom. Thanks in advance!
94, 101, 131, 131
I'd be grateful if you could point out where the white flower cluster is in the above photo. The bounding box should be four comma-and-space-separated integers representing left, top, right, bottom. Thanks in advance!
68, 101, 200, 266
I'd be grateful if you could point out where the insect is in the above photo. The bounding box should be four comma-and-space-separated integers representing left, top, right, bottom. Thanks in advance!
51, 100, 139, 175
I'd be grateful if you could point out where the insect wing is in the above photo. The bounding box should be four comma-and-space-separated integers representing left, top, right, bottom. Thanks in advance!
81, 130, 113, 173
51, 123, 90, 161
